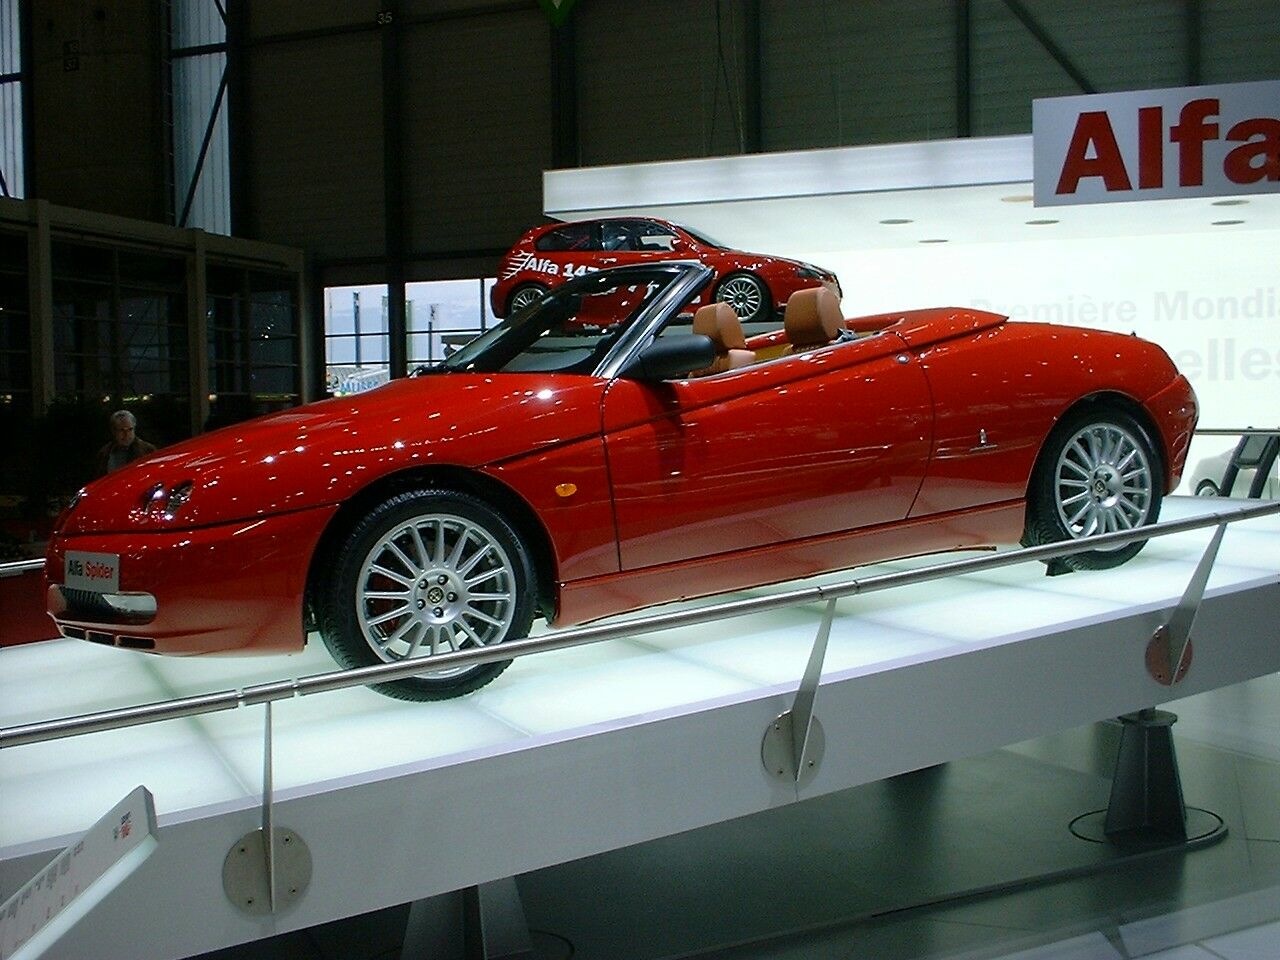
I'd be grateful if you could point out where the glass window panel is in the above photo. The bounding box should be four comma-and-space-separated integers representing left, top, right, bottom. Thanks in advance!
325, 285, 389, 395
250, 335, 297, 365
0, 81, 22, 199
535, 223, 596, 252
172, 0, 226, 49
172, 50, 229, 234
325, 285, 389, 336
0, 232, 27, 367
483, 277, 498, 328
118, 251, 184, 289
0, 351, 28, 389
326, 336, 356, 365
250, 366, 297, 396
0, 0, 19, 74
51, 243, 113, 282
406, 279, 486, 333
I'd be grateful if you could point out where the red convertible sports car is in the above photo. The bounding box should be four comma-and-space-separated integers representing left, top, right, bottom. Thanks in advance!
46, 262, 1196, 701
490, 216, 841, 323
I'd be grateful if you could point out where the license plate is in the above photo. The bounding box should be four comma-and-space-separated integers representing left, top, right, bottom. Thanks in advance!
65, 551, 121, 594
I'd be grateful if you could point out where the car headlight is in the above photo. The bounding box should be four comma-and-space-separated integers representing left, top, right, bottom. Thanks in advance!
795, 266, 827, 281
139, 480, 194, 518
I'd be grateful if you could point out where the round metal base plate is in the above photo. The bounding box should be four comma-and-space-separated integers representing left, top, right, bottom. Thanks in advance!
223, 828, 312, 915
1069, 807, 1226, 851
762, 712, 825, 787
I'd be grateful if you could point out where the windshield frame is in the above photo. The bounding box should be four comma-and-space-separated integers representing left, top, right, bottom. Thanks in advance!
441, 261, 713, 379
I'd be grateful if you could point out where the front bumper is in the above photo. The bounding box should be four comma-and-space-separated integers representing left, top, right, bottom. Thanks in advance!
46, 504, 338, 656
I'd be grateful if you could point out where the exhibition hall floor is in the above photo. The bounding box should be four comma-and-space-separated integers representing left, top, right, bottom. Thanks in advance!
193, 671, 1280, 960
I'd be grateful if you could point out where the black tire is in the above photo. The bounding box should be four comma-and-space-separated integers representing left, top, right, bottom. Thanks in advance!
714, 272, 771, 323
316, 489, 536, 701
1195, 479, 1220, 497
1023, 406, 1164, 571
506, 282, 550, 317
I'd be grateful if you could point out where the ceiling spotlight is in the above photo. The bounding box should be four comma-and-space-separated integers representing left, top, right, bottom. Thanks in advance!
879, 218, 913, 225
919, 238, 949, 244
1026, 219, 1059, 225
1000, 194, 1035, 203
1211, 199, 1248, 206
1211, 219, 1245, 226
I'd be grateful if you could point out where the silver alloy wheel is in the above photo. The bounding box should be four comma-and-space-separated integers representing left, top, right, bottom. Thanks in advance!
357, 513, 517, 677
509, 286, 544, 315
1054, 422, 1154, 543
715, 275, 765, 319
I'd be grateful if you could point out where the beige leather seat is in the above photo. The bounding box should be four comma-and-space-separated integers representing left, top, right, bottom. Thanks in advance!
782, 287, 843, 354
690, 303, 755, 376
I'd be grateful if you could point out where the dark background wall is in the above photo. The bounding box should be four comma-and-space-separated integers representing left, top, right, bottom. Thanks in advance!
28, 0, 167, 221
16, 0, 1280, 286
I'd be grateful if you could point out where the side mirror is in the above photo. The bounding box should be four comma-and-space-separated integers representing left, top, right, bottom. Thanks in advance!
620, 334, 715, 381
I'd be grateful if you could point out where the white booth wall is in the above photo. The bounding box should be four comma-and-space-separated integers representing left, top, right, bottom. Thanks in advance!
789, 228, 1280, 488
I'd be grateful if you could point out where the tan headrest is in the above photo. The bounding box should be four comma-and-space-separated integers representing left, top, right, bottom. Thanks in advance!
692, 303, 747, 352
783, 287, 843, 348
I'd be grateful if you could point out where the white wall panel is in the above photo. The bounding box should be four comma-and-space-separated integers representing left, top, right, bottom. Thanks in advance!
247, 34, 385, 259
402, 11, 552, 255
791, 229, 1280, 441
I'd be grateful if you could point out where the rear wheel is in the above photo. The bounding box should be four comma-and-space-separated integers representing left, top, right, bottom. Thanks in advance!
317, 490, 535, 701
1024, 408, 1163, 571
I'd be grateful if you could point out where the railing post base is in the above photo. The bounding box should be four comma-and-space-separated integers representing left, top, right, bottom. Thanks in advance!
401, 878, 532, 960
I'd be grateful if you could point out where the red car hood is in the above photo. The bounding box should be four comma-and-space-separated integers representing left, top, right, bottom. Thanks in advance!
61, 374, 608, 535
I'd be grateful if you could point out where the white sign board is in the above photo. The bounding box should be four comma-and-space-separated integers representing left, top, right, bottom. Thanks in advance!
1033, 79, 1280, 206
0, 787, 158, 960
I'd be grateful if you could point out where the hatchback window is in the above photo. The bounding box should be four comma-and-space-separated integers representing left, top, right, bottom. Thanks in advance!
535, 224, 597, 252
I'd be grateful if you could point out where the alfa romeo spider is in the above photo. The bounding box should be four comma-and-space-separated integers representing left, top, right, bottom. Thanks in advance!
46, 262, 1197, 700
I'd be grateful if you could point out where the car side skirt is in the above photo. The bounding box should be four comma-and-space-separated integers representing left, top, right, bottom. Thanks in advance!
554, 499, 1027, 627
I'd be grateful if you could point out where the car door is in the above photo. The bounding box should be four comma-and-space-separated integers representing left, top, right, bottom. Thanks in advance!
600, 333, 934, 571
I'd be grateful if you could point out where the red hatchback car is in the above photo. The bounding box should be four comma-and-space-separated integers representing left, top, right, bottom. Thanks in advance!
491, 217, 841, 323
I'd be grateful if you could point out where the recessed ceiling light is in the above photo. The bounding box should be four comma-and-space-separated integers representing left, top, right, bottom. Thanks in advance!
1211, 199, 1248, 206
1211, 219, 1245, 226
1000, 194, 1034, 203
1026, 219, 1059, 225
879, 218, 913, 225
919, 238, 949, 244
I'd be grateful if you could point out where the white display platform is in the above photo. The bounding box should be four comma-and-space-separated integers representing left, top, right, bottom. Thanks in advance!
1, 497, 1277, 960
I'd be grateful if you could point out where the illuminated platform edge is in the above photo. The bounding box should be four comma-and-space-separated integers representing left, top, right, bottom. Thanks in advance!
0, 497, 1277, 960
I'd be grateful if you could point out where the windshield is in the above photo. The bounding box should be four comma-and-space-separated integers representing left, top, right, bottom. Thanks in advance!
443, 265, 688, 375
681, 226, 728, 249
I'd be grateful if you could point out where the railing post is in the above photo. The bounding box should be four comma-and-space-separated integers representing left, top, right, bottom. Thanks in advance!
762, 597, 835, 786
221, 700, 312, 915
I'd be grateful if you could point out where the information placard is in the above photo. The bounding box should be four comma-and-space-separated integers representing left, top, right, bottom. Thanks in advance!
0, 786, 157, 960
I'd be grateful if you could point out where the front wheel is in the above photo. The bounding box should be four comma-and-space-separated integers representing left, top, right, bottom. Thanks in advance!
1023, 408, 1163, 571
714, 272, 771, 323
507, 283, 550, 317
316, 490, 535, 701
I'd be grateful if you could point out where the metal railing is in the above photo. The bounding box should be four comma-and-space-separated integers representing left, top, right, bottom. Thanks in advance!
0, 558, 42, 578
1195, 428, 1280, 437
3, 499, 1278, 751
